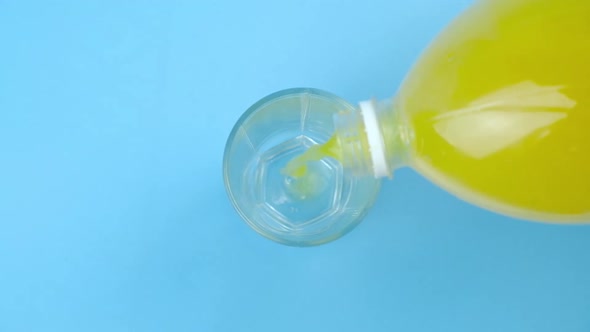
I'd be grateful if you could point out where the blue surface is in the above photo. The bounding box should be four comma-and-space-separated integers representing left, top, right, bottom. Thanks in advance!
1, 1, 589, 331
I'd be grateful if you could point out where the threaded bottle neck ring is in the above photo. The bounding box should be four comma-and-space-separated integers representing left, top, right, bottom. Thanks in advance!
359, 100, 389, 178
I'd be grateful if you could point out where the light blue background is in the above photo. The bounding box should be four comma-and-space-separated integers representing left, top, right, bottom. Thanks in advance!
1, 1, 589, 331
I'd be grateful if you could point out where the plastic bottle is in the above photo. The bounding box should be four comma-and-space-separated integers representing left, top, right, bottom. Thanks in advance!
223, 0, 590, 246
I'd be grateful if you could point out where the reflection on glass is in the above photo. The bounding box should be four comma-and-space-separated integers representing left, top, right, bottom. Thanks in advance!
433, 81, 577, 159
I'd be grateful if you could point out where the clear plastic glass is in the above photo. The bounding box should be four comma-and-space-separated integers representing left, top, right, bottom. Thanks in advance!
223, 88, 381, 246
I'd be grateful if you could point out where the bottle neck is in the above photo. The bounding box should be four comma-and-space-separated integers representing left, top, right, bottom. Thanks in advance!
333, 98, 410, 179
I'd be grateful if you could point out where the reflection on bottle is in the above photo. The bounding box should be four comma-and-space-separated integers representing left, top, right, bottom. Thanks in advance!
433, 81, 577, 159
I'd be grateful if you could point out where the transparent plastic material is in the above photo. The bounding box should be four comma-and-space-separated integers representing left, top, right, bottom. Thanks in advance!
223, 89, 381, 246
224, 0, 590, 246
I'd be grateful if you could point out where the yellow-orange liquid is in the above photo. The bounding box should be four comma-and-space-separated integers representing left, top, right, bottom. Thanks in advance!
287, 0, 590, 222
401, 0, 590, 221
283, 135, 341, 178
281, 135, 343, 198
